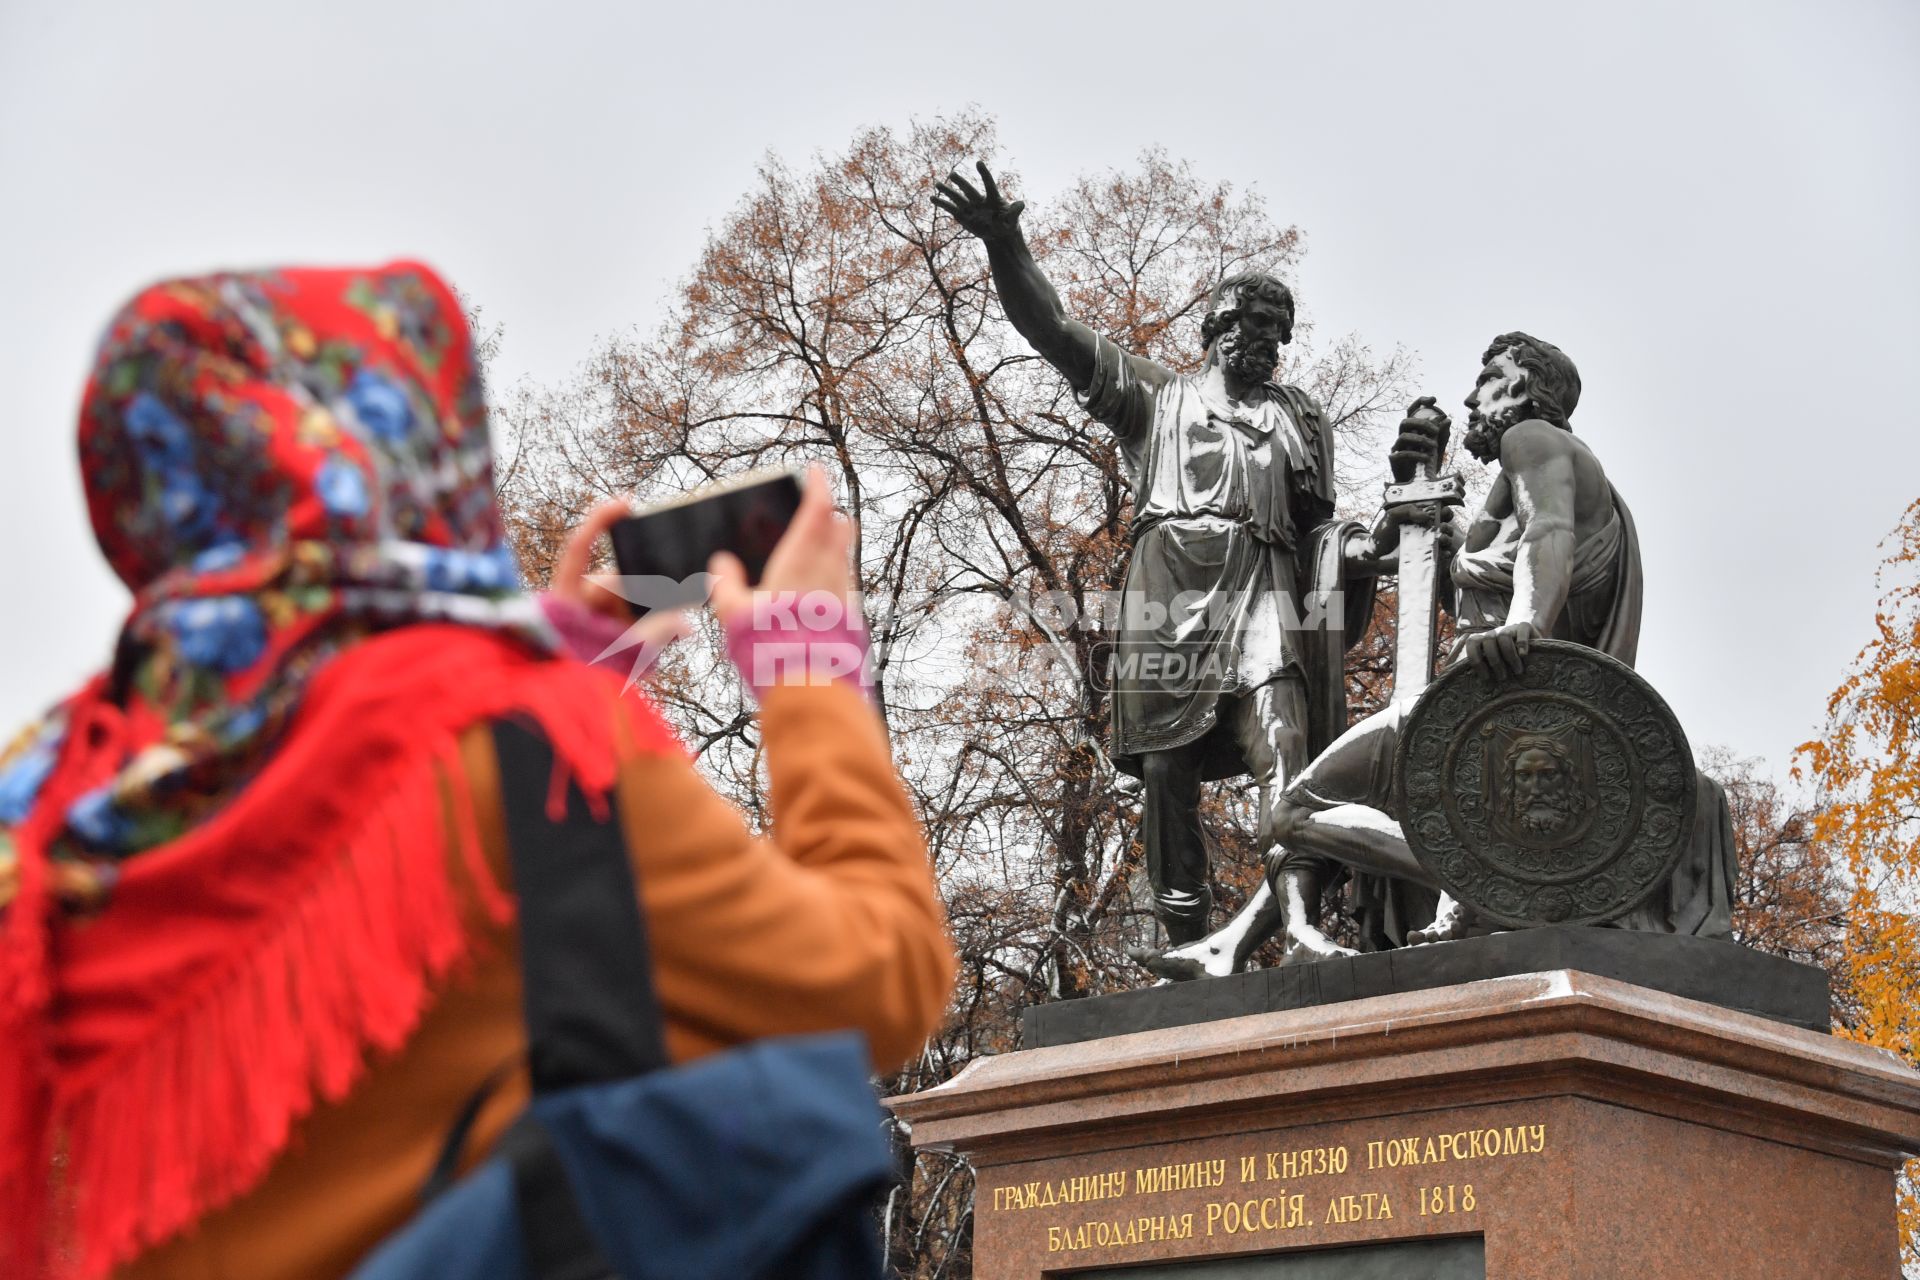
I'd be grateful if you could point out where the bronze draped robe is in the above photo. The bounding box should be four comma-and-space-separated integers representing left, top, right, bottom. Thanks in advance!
1077, 335, 1375, 781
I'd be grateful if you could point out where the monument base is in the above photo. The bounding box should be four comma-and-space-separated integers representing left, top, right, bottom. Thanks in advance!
1022, 928, 1833, 1047
890, 970, 1920, 1279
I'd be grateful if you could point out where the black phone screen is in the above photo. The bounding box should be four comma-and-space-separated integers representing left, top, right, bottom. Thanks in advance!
606, 471, 803, 616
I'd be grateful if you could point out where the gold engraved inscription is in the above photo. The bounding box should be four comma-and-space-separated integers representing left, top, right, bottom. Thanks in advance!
1025, 1118, 1544, 1254
1365, 1123, 1546, 1169
1418, 1183, 1477, 1216
1238, 1144, 1350, 1182
1324, 1191, 1394, 1224
1135, 1158, 1228, 1193
993, 1170, 1129, 1212
1047, 1214, 1195, 1253
1204, 1193, 1310, 1236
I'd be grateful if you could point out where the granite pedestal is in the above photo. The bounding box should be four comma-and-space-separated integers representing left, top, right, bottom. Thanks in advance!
889, 967, 1920, 1279
1023, 928, 1833, 1047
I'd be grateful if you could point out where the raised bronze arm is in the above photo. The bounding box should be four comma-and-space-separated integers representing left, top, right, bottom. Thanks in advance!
932, 161, 1102, 393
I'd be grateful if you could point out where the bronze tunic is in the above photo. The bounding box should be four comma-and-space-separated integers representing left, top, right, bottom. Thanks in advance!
1078, 335, 1356, 779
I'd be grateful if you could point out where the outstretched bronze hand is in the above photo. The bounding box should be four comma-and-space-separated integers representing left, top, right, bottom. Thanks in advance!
931, 161, 1026, 245
930, 160, 1099, 392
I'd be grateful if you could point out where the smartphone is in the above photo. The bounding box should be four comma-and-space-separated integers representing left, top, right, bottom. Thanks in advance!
606, 468, 805, 616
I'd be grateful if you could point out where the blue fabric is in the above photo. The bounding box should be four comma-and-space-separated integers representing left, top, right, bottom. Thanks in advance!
349, 1032, 891, 1280
351, 1159, 524, 1280
534, 1032, 891, 1279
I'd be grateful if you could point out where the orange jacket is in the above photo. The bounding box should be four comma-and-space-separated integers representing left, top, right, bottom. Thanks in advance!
118, 680, 954, 1279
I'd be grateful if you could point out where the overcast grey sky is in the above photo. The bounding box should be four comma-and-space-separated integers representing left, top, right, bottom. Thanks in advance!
2, 0, 1915, 771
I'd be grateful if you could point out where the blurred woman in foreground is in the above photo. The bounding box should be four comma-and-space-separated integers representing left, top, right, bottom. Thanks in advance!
0, 262, 954, 1279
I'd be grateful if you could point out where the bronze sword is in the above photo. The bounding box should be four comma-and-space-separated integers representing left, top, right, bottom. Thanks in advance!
1382, 402, 1464, 700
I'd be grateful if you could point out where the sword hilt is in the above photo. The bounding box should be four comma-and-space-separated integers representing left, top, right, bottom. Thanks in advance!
1383, 472, 1466, 509
1384, 400, 1461, 508
1385, 400, 1463, 700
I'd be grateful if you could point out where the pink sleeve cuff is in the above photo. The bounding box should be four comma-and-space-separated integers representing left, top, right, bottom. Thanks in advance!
536, 593, 635, 669
722, 604, 874, 704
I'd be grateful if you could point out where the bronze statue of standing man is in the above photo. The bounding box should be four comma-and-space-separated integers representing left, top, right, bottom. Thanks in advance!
934, 163, 1380, 953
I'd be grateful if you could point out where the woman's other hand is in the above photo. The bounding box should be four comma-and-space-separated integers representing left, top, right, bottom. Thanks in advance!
547, 496, 689, 661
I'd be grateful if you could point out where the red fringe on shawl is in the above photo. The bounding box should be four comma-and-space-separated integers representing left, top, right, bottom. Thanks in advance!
0, 627, 680, 1280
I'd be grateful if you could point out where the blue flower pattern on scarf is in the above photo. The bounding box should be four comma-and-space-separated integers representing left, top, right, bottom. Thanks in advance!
67, 789, 134, 850
345, 369, 414, 445
0, 742, 58, 825
125, 392, 231, 551
421, 545, 520, 594
170, 598, 268, 673
316, 458, 371, 518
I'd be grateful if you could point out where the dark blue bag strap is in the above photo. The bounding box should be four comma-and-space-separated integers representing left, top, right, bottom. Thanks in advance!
444, 716, 673, 1279
498, 1120, 618, 1280
492, 716, 670, 1090
419, 705, 671, 1199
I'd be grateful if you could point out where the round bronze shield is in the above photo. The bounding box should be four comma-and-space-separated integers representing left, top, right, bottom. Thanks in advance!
1392, 639, 1697, 929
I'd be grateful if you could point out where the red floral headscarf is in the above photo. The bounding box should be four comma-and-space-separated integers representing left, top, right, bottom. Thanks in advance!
0, 264, 664, 1278
0, 264, 547, 879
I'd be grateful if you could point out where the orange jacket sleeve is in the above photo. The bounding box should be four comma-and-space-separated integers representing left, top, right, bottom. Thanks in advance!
619, 681, 956, 1072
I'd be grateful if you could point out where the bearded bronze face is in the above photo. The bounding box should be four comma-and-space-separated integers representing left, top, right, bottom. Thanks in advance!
1483, 723, 1597, 848
1506, 741, 1584, 836
1213, 293, 1289, 386
1462, 348, 1529, 462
